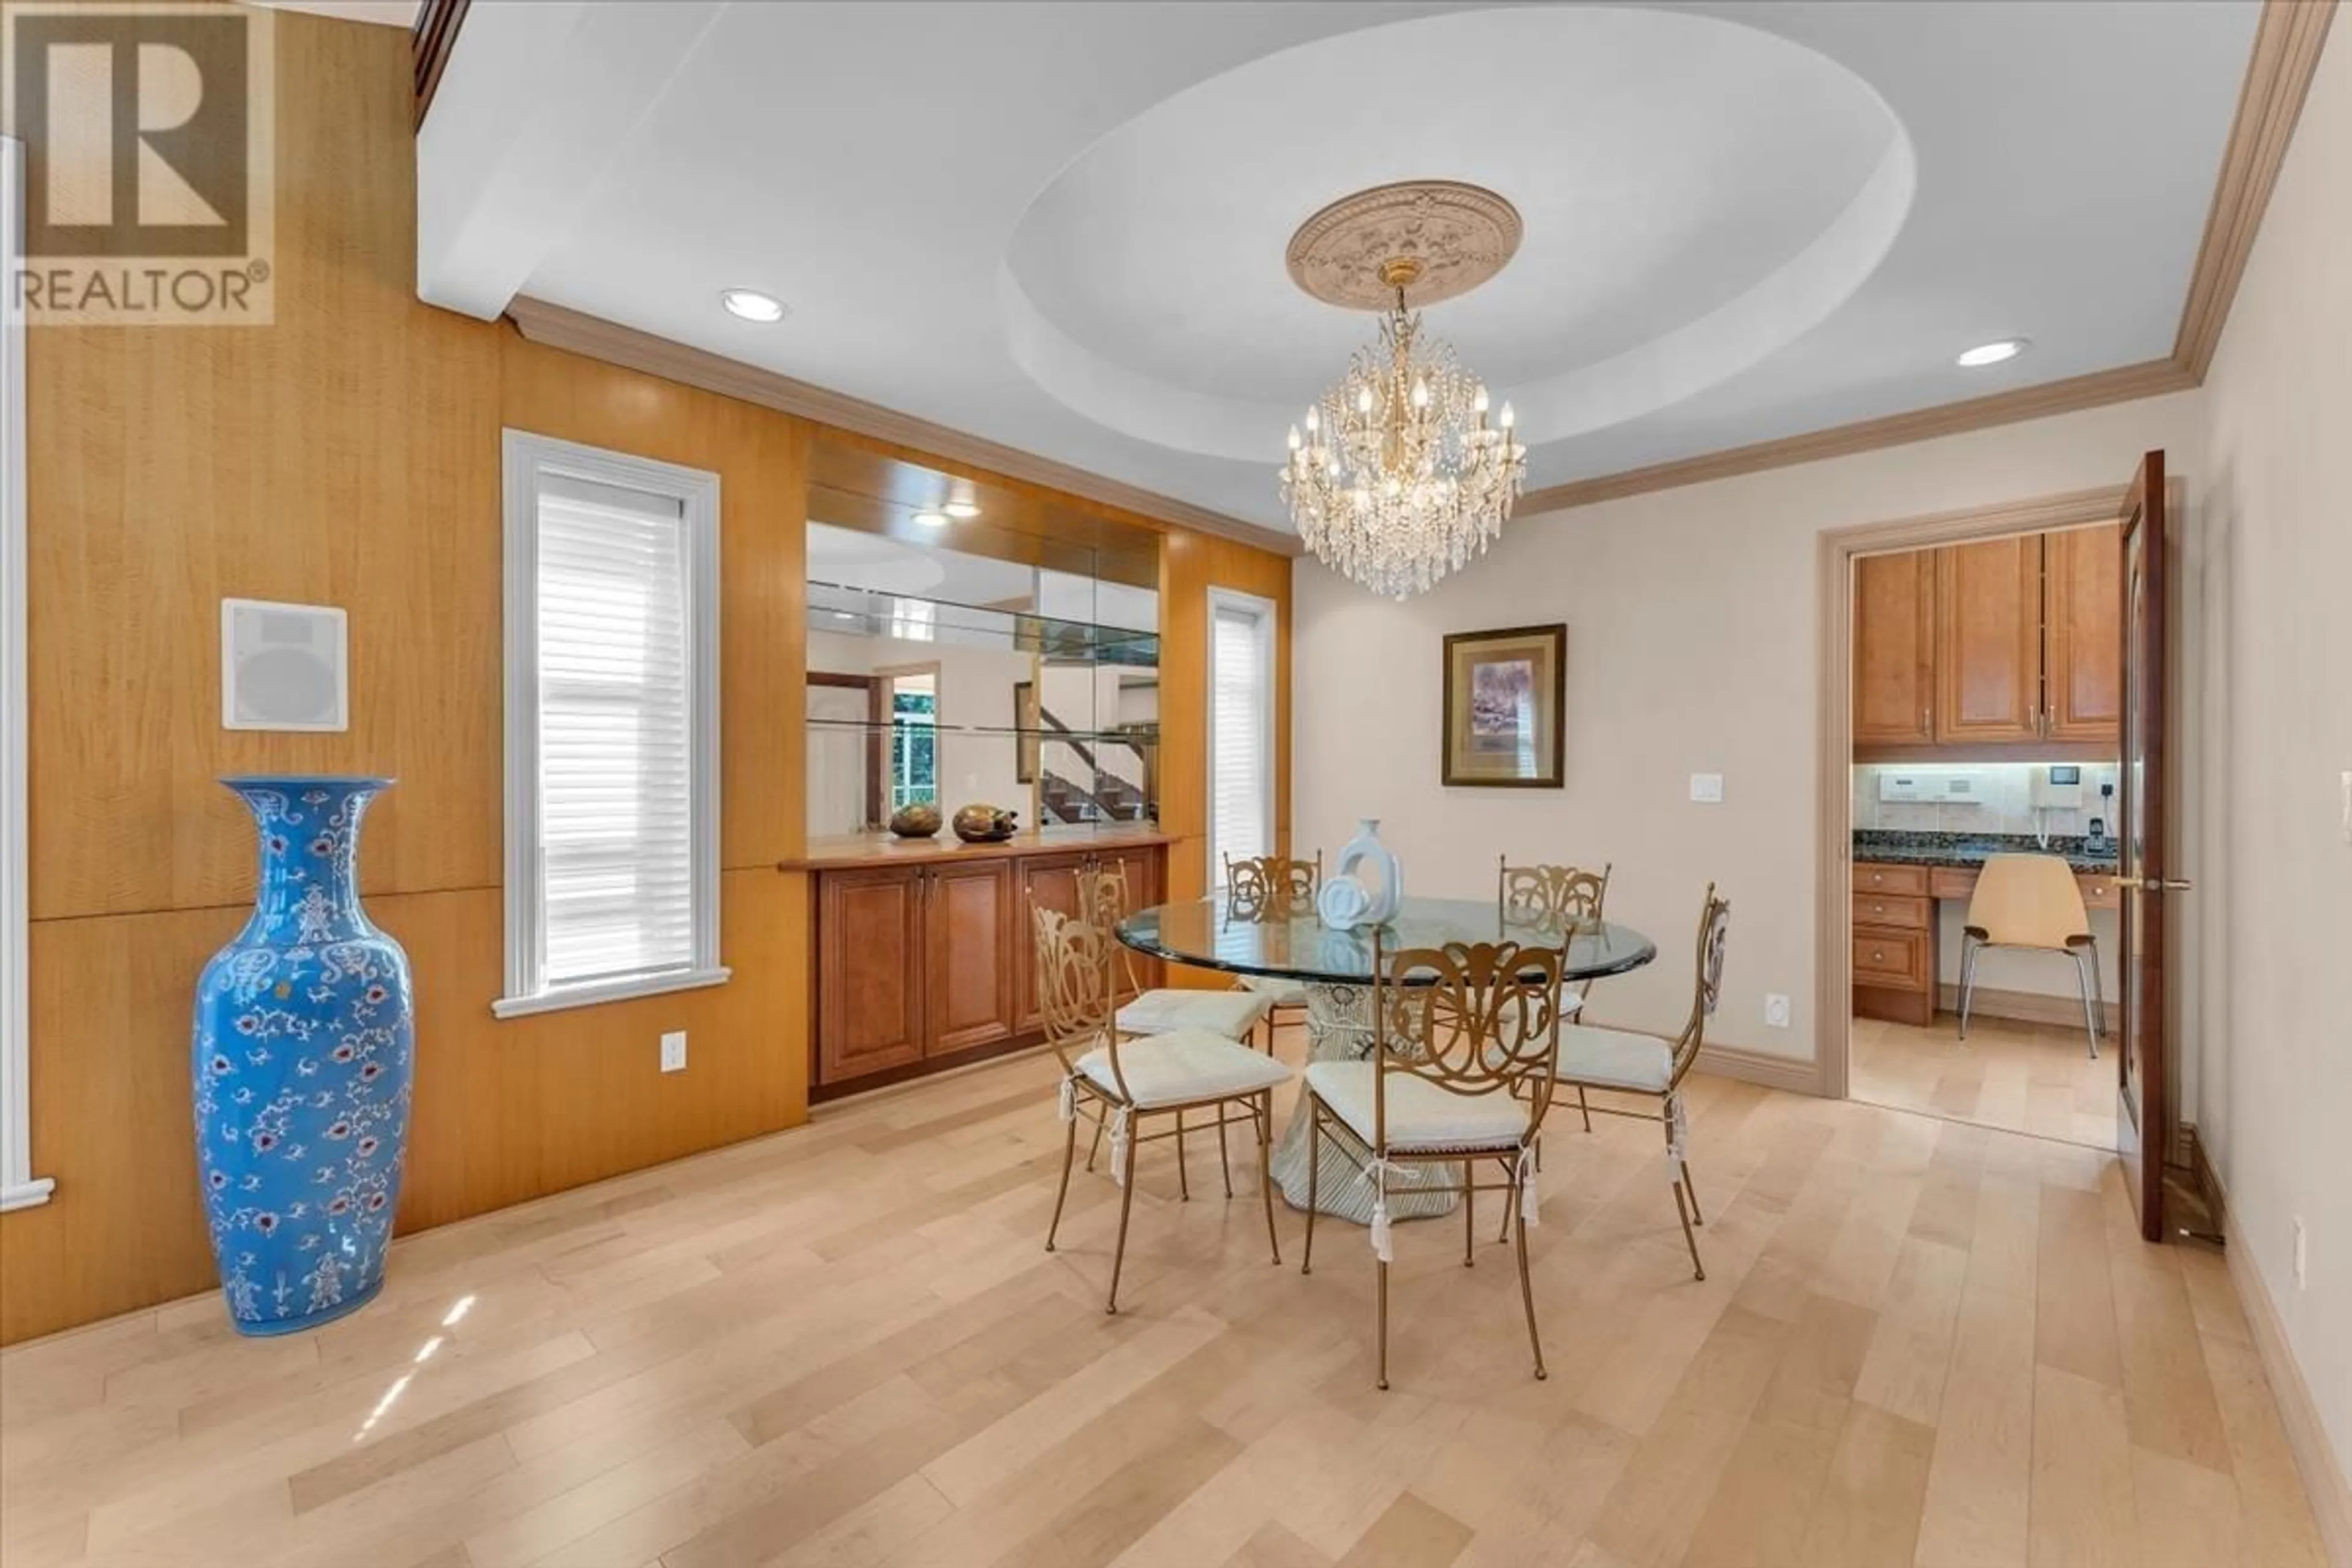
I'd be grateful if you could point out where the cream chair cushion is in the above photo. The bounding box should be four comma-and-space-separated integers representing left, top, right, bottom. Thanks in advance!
1555, 1023, 1673, 1095
1966, 853, 2092, 949
1076, 1030, 1291, 1109
1240, 974, 1311, 1008
1302, 1060, 1534, 1153
1117, 989, 1273, 1040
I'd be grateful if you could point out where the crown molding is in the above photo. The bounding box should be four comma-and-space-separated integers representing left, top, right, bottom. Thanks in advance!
2173, 0, 2338, 377
1518, 359, 2194, 517
503, 297, 1303, 558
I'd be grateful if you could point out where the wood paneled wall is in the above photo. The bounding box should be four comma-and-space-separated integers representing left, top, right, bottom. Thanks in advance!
0, 9, 1286, 1341
1158, 532, 1295, 987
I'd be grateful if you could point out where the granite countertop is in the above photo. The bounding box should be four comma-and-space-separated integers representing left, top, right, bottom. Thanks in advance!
1853, 830, 2120, 875
783, 821, 1171, 871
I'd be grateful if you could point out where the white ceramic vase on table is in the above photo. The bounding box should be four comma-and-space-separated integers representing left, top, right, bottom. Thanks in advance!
1317, 818, 1401, 930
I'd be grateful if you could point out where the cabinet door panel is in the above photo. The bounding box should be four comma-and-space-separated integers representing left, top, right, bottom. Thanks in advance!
1015, 854, 1090, 1031
2045, 523, 2122, 744
1104, 846, 1165, 993
927, 861, 1017, 1057
1854, 552, 1936, 746
1934, 535, 2043, 744
816, 869, 925, 1084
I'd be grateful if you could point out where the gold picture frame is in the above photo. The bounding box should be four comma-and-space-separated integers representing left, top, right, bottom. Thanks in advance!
1442, 624, 1565, 788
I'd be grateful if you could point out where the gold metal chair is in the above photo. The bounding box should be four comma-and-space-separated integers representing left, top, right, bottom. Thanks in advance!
1034, 892, 1289, 1314
1224, 850, 1322, 1051
1498, 859, 1611, 1128
1085, 859, 1273, 1044
1958, 853, 2105, 1058
1549, 884, 1731, 1281
1298, 935, 1566, 1389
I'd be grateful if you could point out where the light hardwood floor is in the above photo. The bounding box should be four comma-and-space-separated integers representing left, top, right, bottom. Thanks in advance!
1851, 1013, 2119, 1150
0, 1028, 2326, 1568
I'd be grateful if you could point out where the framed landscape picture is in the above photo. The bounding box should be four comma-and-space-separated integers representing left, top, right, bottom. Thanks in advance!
1441, 624, 1565, 788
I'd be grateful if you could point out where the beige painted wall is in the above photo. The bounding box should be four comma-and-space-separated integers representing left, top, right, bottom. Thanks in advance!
1294, 392, 2204, 1065
2192, 21, 2352, 1477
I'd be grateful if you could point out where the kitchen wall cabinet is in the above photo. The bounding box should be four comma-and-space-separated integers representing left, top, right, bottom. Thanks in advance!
1854, 552, 1938, 747
1934, 535, 2044, 745
2043, 523, 2124, 742
812, 835, 1169, 1095
1852, 526, 2122, 758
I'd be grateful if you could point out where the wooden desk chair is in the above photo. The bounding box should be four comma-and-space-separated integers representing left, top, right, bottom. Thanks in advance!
1033, 899, 1290, 1314
1549, 884, 1731, 1281
1224, 850, 1322, 1051
1298, 935, 1566, 1389
1498, 858, 1611, 1126
1959, 853, 2104, 1058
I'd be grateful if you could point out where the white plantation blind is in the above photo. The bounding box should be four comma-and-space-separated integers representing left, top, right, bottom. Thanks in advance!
1208, 589, 1275, 886
537, 476, 695, 984
498, 435, 725, 1018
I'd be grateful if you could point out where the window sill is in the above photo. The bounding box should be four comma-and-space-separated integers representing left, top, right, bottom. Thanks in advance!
491, 967, 732, 1020
1, 1176, 56, 1213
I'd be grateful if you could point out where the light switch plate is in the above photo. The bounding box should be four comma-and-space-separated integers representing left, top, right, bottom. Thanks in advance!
1690, 773, 1725, 804
2339, 771, 2351, 844
660, 1031, 687, 1074
1764, 993, 1792, 1028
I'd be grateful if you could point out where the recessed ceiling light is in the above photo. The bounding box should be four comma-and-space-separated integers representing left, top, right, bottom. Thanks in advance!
720, 288, 786, 323
942, 500, 982, 520
910, 510, 949, 528
1956, 337, 2028, 368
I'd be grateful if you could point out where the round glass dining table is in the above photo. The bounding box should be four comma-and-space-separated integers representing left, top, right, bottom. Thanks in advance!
1117, 896, 1657, 1224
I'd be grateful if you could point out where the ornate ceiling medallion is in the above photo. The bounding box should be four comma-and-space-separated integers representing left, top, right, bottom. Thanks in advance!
1281, 181, 1528, 600
1285, 179, 1523, 311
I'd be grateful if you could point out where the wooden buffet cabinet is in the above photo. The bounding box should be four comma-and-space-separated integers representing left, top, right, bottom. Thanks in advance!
801, 830, 1170, 1098
1855, 524, 2121, 756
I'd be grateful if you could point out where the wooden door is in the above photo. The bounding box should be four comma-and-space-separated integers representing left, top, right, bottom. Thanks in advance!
925, 859, 1018, 1057
2044, 522, 2124, 744
2117, 451, 2176, 1243
815, 867, 926, 1084
1853, 551, 1936, 747
1934, 535, 2043, 745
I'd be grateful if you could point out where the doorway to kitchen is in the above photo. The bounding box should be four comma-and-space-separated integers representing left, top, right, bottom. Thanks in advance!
1817, 483, 2147, 1164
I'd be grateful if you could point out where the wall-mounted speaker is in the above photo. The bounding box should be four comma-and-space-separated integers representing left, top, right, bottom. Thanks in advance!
221, 598, 348, 732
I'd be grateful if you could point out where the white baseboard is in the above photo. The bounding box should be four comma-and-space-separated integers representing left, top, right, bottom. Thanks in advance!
1694, 1042, 1822, 1096
2222, 1184, 2352, 1565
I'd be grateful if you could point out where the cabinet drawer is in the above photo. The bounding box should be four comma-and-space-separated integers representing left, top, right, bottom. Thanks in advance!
1855, 862, 1931, 897
1852, 891, 1930, 930
1929, 866, 1978, 902
2078, 873, 2116, 910
1853, 929, 1928, 989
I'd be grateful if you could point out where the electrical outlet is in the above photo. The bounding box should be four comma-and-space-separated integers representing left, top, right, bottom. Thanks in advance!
2293, 1216, 2307, 1290
1764, 993, 1792, 1028
1689, 773, 1725, 804
660, 1031, 687, 1074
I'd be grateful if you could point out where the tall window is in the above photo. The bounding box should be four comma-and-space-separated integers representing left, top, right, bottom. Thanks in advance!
1207, 588, 1276, 887
496, 432, 726, 1018
0, 137, 46, 1210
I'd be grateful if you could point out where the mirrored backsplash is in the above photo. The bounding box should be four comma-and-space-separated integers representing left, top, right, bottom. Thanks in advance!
1850, 761, 2123, 838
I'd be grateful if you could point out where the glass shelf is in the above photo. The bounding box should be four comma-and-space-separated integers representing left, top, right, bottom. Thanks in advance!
807, 579, 1159, 666
805, 716, 1157, 746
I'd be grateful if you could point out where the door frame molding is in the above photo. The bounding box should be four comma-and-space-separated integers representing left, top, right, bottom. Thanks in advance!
1813, 483, 2132, 1101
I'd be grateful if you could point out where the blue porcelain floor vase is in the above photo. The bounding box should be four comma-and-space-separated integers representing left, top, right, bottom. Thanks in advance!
192, 777, 414, 1335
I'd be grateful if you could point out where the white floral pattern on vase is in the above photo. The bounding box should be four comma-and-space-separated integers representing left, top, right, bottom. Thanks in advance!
191, 777, 413, 1335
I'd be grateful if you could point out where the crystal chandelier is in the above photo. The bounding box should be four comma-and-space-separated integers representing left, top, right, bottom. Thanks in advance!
1281, 255, 1525, 600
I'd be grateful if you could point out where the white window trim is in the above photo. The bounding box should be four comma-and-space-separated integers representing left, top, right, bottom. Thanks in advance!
494, 431, 728, 1019
1205, 586, 1278, 891
0, 138, 49, 1211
